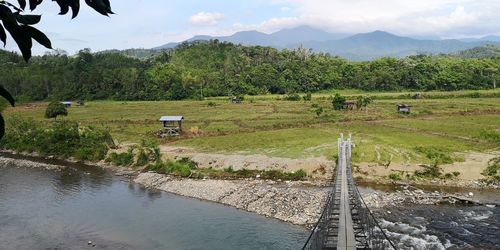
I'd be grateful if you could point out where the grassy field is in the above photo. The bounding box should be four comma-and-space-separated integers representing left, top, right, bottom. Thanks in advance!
4, 89, 500, 164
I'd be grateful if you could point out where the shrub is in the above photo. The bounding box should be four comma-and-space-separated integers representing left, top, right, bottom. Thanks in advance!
443, 173, 452, 179
106, 150, 134, 166
388, 172, 402, 181
147, 160, 192, 177
1, 117, 113, 161
415, 146, 454, 165
303, 93, 312, 101
135, 149, 149, 166
287, 169, 307, 181
331, 93, 346, 110
413, 164, 443, 179
284, 93, 301, 101
45, 101, 68, 119
310, 103, 324, 117
476, 130, 500, 146
178, 157, 198, 169
355, 96, 373, 110
482, 157, 500, 177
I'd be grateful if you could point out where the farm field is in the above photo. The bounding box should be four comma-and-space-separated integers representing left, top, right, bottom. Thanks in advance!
4, 89, 500, 165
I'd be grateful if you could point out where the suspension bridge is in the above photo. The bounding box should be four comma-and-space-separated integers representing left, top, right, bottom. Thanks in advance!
303, 134, 397, 250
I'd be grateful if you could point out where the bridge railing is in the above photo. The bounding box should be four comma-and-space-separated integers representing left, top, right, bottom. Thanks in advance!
346, 152, 397, 249
302, 153, 341, 250
303, 135, 397, 250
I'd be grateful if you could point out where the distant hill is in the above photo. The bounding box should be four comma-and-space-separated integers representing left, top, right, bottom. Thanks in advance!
454, 45, 500, 58
460, 35, 500, 43
296, 31, 499, 60
154, 26, 349, 50
153, 26, 500, 61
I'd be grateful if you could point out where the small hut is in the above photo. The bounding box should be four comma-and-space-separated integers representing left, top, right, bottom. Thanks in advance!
61, 101, 72, 108
159, 116, 183, 137
397, 104, 411, 114
342, 101, 356, 110
230, 96, 242, 104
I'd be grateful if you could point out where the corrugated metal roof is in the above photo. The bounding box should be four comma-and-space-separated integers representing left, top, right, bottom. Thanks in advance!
160, 116, 183, 122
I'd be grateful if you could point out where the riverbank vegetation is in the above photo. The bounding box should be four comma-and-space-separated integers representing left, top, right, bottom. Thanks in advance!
0, 116, 114, 161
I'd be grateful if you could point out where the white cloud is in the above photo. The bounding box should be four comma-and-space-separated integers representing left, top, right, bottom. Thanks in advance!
280, 6, 291, 12
189, 12, 225, 26
242, 0, 500, 38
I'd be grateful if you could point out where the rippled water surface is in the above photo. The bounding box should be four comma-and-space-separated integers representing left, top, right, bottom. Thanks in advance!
359, 184, 500, 249
0, 165, 308, 250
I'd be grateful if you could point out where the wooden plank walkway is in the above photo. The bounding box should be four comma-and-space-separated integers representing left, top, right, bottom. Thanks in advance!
336, 138, 356, 249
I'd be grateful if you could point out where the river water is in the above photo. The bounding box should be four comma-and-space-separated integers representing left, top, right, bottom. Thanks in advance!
359, 184, 500, 249
0, 164, 308, 250
1, 162, 499, 249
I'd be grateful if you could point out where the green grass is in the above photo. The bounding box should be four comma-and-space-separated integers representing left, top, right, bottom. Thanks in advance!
4, 90, 499, 163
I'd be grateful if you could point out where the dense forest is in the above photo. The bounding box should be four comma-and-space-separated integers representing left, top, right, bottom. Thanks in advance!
0, 40, 498, 102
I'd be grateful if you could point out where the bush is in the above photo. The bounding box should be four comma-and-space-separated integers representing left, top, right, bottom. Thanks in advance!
178, 157, 198, 169
310, 103, 324, 117
284, 93, 301, 101
415, 146, 454, 165
482, 157, 500, 177
287, 169, 307, 181
388, 172, 402, 181
135, 149, 149, 166
106, 150, 134, 166
1, 117, 112, 161
45, 101, 68, 119
148, 160, 192, 177
356, 95, 373, 110
413, 164, 443, 179
331, 93, 346, 110
303, 93, 312, 101
476, 130, 500, 146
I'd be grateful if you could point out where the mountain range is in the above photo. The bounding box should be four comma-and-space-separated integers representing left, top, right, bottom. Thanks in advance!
154, 26, 500, 61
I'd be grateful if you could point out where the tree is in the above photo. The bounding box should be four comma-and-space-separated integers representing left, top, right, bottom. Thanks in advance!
0, 0, 113, 139
331, 93, 346, 111
45, 101, 67, 119
310, 103, 324, 117
356, 95, 373, 110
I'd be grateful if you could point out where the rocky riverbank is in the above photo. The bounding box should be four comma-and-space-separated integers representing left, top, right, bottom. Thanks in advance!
0, 156, 64, 171
134, 172, 329, 226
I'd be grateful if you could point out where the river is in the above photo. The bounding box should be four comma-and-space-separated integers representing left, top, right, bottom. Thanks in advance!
359, 184, 500, 249
0, 164, 308, 249
1, 161, 499, 249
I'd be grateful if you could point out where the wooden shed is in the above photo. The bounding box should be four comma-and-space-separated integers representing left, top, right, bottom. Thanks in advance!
229, 96, 242, 104
159, 116, 183, 137
61, 101, 72, 108
397, 104, 411, 114
342, 101, 356, 110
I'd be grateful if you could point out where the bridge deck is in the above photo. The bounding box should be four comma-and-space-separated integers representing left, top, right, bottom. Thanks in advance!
337, 144, 356, 249
302, 134, 396, 250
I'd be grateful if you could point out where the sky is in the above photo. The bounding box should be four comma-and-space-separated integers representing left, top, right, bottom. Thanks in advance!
3, 0, 500, 55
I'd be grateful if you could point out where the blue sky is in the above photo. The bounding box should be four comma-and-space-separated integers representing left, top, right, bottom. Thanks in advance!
3, 0, 500, 55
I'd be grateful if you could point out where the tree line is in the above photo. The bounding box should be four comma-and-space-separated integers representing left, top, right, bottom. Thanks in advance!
1, 40, 499, 102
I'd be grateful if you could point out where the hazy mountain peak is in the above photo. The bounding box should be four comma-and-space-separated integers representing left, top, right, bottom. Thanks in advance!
153, 26, 500, 61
